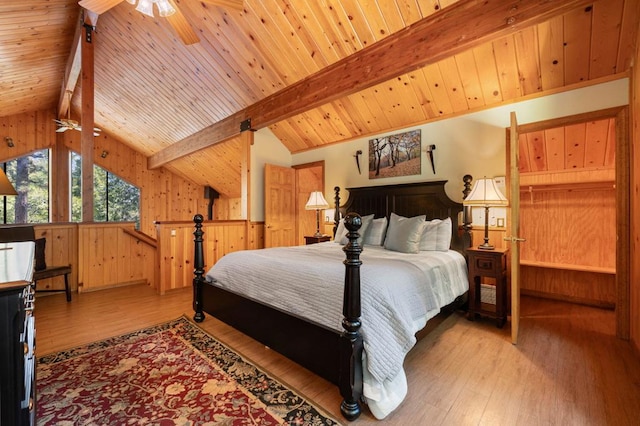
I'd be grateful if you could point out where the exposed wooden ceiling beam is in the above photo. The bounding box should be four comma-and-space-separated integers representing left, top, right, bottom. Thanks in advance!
148, 0, 594, 169
57, 10, 99, 117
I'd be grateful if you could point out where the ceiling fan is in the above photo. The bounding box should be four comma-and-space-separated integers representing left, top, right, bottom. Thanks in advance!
77, 0, 244, 45
54, 92, 102, 137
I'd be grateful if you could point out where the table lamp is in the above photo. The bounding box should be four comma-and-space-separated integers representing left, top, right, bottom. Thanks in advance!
305, 191, 330, 237
463, 177, 507, 250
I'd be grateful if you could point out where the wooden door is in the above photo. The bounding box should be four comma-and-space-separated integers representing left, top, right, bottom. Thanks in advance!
508, 111, 525, 344
264, 164, 296, 248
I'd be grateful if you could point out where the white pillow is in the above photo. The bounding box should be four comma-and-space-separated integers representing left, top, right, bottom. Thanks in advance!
335, 214, 374, 245
334, 219, 347, 243
419, 217, 452, 251
384, 213, 427, 253
364, 217, 388, 246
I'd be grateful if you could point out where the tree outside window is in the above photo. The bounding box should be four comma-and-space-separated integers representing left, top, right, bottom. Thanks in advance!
70, 152, 140, 227
0, 150, 50, 224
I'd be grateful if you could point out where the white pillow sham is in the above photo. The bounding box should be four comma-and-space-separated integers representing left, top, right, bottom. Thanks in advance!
419, 217, 452, 251
363, 217, 388, 246
334, 214, 374, 245
383, 213, 426, 254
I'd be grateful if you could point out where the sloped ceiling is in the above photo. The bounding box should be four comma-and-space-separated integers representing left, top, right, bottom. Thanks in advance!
1, 0, 639, 197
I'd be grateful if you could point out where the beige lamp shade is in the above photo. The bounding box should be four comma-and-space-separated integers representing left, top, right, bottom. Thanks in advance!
305, 191, 330, 210
463, 177, 508, 207
0, 169, 17, 196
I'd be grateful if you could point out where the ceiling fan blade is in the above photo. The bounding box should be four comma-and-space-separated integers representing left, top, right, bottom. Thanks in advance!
78, 0, 125, 15
201, 0, 243, 10
56, 127, 69, 133
166, 1, 200, 45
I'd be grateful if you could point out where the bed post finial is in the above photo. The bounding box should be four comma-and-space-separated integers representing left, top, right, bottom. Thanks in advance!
462, 175, 473, 248
339, 212, 363, 420
333, 186, 341, 238
193, 214, 205, 323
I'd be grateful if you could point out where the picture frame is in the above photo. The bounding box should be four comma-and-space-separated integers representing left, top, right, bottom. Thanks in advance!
368, 129, 421, 179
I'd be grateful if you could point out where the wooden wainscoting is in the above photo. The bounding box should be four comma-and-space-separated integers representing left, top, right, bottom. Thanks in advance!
155, 220, 262, 294
77, 222, 156, 292
33, 223, 78, 293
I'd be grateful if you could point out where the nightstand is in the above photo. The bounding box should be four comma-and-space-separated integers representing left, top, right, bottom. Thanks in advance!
304, 235, 331, 245
466, 247, 508, 328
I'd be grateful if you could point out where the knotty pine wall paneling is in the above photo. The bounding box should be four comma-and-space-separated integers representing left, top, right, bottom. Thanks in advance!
33, 223, 77, 293
631, 30, 640, 355
155, 220, 249, 294
77, 222, 155, 292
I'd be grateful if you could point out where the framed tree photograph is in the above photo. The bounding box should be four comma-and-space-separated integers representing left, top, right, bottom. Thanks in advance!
369, 129, 421, 179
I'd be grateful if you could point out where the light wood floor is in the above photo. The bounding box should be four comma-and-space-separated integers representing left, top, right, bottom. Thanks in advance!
36, 285, 640, 425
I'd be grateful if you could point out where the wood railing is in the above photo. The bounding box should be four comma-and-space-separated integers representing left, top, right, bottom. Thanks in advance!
33, 219, 265, 296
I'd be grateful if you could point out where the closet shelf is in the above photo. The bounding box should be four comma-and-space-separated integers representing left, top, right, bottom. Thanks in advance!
520, 260, 615, 275
519, 180, 614, 193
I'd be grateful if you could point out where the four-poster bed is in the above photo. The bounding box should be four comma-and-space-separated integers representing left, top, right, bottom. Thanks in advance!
192, 180, 472, 420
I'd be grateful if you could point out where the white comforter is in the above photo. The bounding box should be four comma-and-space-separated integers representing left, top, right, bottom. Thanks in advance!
205, 242, 468, 418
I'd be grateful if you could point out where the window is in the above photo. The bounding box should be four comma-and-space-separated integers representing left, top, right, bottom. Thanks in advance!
70, 152, 140, 227
0, 150, 50, 224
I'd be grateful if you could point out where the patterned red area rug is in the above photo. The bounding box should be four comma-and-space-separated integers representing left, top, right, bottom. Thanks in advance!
37, 316, 341, 425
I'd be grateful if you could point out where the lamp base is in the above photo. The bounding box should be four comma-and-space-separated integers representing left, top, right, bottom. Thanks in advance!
477, 243, 495, 250
313, 231, 324, 237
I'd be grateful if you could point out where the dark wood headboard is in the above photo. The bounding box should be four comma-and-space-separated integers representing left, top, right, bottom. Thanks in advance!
335, 180, 471, 253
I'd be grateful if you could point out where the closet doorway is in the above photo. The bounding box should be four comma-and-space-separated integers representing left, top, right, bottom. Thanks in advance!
508, 106, 630, 339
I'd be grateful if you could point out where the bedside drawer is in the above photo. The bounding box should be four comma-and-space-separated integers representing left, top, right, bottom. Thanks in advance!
474, 257, 495, 271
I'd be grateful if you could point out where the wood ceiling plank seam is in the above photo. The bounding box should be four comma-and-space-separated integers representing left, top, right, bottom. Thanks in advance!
331, 95, 373, 138
513, 26, 542, 96
537, 16, 565, 90
421, 62, 454, 117
255, 3, 326, 76
583, 119, 609, 168
348, 89, 393, 130
166, 4, 269, 101
562, 5, 592, 84
436, 56, 470, 112
364, 84, 403, 129
350, 0, 388, 45
375, 0, 407, 33
244, 2, 318, 78
390, 73, 429, 123
615, 0, 640, 73
405, 68, 439, 119
286, 111, 330, 150
294, 110, 338, 149
313, 103, 353, 140
323, 0, 373, 52
471, 43, 503, 106
526, 130, 547, 172
273, 0, 333, 68
564, 123, 587, 169
453, 49, 486, 110
190, 5, 289, 98
337, 0, 375, 49
492, 34, 522, 100
92, 39, 232, 137
394, 0, 426, 26
518, 133, 530, 173
588, 0, 624, 79
304, 0, 358, 58
269, 119, 306, 153
604, 118, 616, 168
414, 0, 441, 20
114, 15, 241, 120
284, 0, 342, 63
544, 126, 566, 171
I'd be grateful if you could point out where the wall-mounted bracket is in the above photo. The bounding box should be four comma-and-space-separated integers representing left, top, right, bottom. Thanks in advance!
240, 118, 256, 132
83, 23, 95, 43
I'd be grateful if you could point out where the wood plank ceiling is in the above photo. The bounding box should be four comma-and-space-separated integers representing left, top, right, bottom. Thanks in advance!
1, 0, 639, 197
